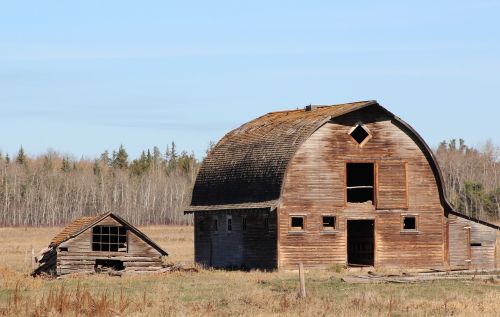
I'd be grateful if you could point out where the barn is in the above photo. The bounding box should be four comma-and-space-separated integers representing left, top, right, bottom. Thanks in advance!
186, 101, 499, 270
33, 212, 167, 276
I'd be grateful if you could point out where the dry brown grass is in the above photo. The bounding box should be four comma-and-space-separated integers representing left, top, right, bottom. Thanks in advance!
0, 226, 499, 317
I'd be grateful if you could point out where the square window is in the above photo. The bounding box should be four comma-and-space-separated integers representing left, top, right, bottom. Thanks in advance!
322, 216, 336, 230
402, 216, 417, 230
349, 124, 370, 145
92, 225, 127, 252
290, 216, 305, 231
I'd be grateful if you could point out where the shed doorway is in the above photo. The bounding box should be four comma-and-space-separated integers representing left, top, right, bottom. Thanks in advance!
347, 220, 375, 266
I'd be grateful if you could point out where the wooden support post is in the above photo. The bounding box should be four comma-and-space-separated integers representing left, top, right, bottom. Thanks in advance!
299, 262, 306, 298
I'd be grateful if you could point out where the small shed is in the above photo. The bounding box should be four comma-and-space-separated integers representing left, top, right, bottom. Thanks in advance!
186, 101, 499, 270
33, 212, 167, 276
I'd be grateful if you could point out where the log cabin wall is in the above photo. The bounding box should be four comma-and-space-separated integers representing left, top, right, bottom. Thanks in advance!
57, 216, 163, 275
279, 107, 445, 269
448, 214, 497, 269
194, 210, 277, 269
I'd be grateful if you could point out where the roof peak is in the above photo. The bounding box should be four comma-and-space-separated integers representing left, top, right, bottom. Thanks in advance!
267, 100, 377, 115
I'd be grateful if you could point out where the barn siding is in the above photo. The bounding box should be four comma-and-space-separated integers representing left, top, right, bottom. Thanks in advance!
448, 214, 497, 270
194, 211, 277, 269
279, 108, 445, 269
57, 216, 163, 275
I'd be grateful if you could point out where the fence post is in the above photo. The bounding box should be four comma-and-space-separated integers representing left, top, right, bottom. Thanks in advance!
299, 262, 306, 298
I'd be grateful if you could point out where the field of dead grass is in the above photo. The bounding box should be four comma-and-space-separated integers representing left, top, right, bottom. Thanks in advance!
0, 226, 499, 316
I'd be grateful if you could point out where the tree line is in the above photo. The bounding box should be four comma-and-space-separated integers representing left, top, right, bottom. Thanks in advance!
435, 139, 500, 222
0, 143, 199, 226
0, 139, 498, 227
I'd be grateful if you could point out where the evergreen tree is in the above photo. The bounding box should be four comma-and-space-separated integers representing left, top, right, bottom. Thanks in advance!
16, 146, 26, 165
130, 150, 150, 176
153, 146, 161, 163
92, 159, 101, 176
100, 150, 111, 166
61, 157, 71, 172
112, 145, 129, 169
43, 154, 54, 171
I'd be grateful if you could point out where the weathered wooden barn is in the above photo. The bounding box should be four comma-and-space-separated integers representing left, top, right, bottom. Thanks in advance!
33, 212, 167, 276
186, 101, 499, 270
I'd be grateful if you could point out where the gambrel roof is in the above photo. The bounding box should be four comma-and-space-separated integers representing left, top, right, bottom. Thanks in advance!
186, 100, 500, 231
189, 101, 376, 209
49, 212, 168, 255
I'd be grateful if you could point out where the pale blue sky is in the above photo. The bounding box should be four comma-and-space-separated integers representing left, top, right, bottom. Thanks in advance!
1, 1, 499, 159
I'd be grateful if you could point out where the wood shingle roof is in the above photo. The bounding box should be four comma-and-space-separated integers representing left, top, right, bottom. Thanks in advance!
189, 100, 377, 209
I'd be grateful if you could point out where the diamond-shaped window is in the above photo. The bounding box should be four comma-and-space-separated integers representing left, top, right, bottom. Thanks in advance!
349, 124, 371, 145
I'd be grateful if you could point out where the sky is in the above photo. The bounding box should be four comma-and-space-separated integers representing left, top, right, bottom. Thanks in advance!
1, 1, 499, 160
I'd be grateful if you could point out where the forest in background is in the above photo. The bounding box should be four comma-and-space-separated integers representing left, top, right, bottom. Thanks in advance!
0, 139, 498, 226
0, 143, 199, 226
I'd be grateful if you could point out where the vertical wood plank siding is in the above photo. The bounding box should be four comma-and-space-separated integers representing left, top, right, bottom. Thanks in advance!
448, 214, 497, 269
279, 108, 445, 269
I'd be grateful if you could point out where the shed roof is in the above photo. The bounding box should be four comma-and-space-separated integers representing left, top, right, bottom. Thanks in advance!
49, 212, 168, 256
190, 101, 377, 209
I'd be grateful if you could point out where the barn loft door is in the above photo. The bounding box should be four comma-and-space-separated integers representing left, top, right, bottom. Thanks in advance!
376, 161, 408, 209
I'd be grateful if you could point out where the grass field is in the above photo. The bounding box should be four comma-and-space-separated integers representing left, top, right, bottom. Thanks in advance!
0, 226, 499, 316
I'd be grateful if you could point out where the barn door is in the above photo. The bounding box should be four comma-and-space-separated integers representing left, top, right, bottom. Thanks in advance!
376, 161, 408, 209
347, 220, 375, 266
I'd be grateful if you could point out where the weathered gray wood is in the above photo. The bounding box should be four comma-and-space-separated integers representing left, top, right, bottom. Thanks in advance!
298, 263, 306, 298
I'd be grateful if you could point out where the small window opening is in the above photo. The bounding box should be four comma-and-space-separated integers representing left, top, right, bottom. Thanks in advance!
94, 259, 125, 273
227, 216, 232, 232
349, 124, 370, 145
322, 216, 336, 231
470, 243, 482, 247
242, 217, 247, 231
213, 218, 218, 232
264, 216, 270, 231
92, 226, 127, 252
346, 163, 374, 203
402, 216, 417, 230
290, 216, 305, 231
59, 247, 68, 252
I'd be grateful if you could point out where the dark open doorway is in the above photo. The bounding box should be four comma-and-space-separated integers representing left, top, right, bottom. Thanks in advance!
347, 220, 375, 266
346, 163, 375, 203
